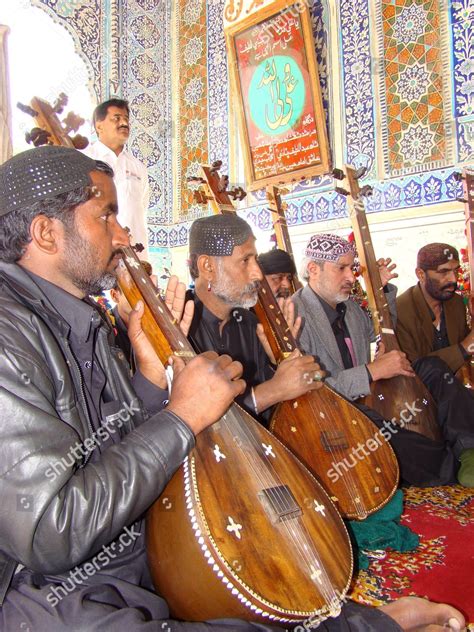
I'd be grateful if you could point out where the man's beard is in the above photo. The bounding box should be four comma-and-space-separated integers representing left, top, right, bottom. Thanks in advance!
276, 287, 291, 299
425, 275, 457, 301
60, 225, 118, 296
212, 261, 260, 309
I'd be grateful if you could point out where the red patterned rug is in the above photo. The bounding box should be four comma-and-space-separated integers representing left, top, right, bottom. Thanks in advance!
350, 485, 474, 626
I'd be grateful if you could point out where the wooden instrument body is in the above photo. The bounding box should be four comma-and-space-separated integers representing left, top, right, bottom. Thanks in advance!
343, 165, 442, 442
269, 387, 398, 521
117, 247, 352, 624
254, 284, 398, 520
147, 406, 353, 623
455, 359, 474, 388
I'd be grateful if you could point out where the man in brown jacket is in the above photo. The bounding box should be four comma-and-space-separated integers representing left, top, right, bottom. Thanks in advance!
396, 242, 474, 373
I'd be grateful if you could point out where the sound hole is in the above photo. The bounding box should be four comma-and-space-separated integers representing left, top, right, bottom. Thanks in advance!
258, 485, 302, 523
321, 431, 348, 451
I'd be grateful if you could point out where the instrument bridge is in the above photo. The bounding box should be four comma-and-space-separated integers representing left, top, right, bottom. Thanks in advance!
258, 485, 302, 523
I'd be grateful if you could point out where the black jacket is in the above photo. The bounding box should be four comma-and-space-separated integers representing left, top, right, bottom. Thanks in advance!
0, 262, 194, 589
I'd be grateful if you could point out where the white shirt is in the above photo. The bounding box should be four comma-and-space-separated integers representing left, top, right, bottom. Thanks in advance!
85, 141, 150, 259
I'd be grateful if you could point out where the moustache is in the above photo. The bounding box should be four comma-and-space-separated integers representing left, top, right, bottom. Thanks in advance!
244, 281, 261, 294
118, 126, 129, 132
441, 283, 457, 291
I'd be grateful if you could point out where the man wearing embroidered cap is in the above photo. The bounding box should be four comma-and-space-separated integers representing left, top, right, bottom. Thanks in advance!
293, 233, 474, 488
0, 145, 250, 629
186, 214, 324, 424
396, 242, 474, 373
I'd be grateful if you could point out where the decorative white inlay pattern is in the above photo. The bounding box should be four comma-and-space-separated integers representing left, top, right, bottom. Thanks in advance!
310, 564, 323, 584
262, 443, 276, 458
213, 444, 226, 462
226, 516, 243, 539
378, 394, 385, 401
125, 256, 140, 269
313, 500, 326, 516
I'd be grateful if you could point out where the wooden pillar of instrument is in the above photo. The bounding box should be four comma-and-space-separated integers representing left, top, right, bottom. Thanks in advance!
0, 25, 12, 164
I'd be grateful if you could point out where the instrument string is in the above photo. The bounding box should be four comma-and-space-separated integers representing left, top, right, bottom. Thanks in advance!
220, 405, 341, 608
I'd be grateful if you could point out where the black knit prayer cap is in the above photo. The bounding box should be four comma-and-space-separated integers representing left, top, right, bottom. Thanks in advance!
258, 248, 296, 275
0, 146, 99, 217
417, 243, 460, 271
189, 214, 254, 257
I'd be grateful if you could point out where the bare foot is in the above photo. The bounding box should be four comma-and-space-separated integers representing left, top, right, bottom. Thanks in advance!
379, 596, 465, 631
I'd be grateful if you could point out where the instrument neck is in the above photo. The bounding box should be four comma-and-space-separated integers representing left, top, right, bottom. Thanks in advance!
463, 171, 474, 289
254, 275, 299, 364
117, 246, 196, 365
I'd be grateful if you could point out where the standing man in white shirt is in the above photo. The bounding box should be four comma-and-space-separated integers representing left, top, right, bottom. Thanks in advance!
85, 98, 150, 259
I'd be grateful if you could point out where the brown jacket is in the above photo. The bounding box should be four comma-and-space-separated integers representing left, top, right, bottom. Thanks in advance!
396, 283, 469, 372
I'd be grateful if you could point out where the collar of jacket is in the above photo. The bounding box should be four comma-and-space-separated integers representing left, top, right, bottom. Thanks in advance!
0, 261, 81, 339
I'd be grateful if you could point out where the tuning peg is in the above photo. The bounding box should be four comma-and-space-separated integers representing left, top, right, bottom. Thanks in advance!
17, 102, 38, 117
25, 127, 51, 146
332, 168, 345, 181
71, 134, 89, 150
353, 166, 368, 180
187, 176, 205, 184
453, 171, 464, 182
359, 184, 373, 197
193, 190, 208, 205
456, 197, 468, 204
228, 186, 247, 201
53, 93, 68, 114
218, 175, 229, 192
210, 160, 223, 173
335, 186, 349, 196
63, 111, 85, 133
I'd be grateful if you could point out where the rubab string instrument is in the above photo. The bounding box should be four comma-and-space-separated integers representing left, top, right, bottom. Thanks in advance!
453, 169, 474, 387
116, 245, 352, 624
191, 161, 398, 521
334, 165, 441, 442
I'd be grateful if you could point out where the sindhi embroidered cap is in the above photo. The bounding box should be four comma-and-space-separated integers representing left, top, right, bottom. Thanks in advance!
189, 214, 254, 257
0, 146, 99, 217
305, 233, 356, 263
417, 243, 460, 270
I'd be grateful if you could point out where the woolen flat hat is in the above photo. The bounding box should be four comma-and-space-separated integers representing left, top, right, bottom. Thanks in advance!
0, 146, 98, 217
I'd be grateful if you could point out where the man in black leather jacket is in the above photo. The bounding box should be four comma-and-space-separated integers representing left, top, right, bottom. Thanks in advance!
0, 147, 464, 632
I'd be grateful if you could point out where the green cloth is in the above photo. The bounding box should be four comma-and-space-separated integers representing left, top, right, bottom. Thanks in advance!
346, 489, 419, 570
458, 448, 474, 487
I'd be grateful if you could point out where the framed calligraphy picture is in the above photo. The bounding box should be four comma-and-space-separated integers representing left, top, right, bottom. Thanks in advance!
225, 0, 330, 190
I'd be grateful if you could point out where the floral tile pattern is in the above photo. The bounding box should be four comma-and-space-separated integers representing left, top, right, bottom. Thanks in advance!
175, 0, 209, 221
378, 0, 452, 175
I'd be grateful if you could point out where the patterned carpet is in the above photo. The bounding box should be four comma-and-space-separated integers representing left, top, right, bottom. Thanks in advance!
350, 486, 474, 626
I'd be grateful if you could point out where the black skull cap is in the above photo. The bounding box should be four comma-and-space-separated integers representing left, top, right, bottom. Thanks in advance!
0, 146, 99, 217
189, 213, 254, 256
258, 248, 296, 275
